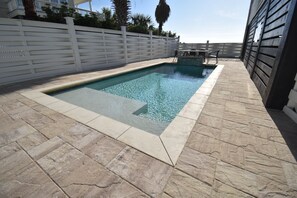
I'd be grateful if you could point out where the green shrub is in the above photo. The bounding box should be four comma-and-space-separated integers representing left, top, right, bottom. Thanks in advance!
41, 3, 75, 23
40, 3, 176, 36
74, 13, 101, 27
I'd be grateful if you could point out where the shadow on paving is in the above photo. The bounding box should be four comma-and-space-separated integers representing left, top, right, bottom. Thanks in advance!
268, 109, 297, 161
0, 58, 237, 94
0, 64, 127, 94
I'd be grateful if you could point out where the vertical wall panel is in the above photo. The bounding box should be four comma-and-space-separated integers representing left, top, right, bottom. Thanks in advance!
242, 0, 294, 103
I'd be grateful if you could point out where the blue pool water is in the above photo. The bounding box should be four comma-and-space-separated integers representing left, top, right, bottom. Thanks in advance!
50, 64, 214, 134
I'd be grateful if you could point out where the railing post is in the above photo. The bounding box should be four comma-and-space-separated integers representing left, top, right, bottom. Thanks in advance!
17, 20, 35, 75
65, 17, 82, 72
206, 40, 209, 50
149, 30, 153, 60
121, 26, 128, 64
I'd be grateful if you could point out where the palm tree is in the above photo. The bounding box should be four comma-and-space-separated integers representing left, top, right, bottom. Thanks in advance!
101, 7, 117, 29
131, 14, 152, 28
155, 0, 170, 35
22, 0, 37, 19
110, 0, 131, 27
129, 13, 153, 34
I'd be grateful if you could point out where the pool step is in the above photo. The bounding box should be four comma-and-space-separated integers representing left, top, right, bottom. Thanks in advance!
53, 88, 167, 135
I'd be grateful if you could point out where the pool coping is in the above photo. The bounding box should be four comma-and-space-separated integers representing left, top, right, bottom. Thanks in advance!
21, 62, 224, 166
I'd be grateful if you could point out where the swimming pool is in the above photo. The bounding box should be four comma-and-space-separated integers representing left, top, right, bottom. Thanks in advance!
50, 63, 214, 135
21, 61, 223, 165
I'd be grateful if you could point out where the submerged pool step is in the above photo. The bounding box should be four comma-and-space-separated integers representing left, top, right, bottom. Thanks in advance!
54, 88, 147, 115
53, 87, 167, 135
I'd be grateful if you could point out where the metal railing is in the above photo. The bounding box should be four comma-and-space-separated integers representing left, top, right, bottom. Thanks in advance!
179, 42, 243, 58
75, 8, 96, 16
7, 0, 97, 17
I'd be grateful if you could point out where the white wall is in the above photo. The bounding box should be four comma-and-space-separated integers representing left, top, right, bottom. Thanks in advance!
179, 42, 243, 58
284, 73, 297, 123
0, 17, 179, 85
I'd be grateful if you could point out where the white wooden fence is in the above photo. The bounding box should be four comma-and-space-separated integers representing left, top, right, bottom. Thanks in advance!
179, 42, 243, 58
0, 17, 178, 85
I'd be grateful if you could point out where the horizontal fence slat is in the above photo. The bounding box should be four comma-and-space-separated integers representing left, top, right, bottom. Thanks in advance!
261, 37, 282, 46
256, 60, 272, 76
266, 0, 291, 24
255, 67, 270, 85
178, 42, 243, 58
257, 53, 275, 67
264, 13, 287, 32
0, 18, 177, 85
259, 47, 278, 57
262, 25, 285, 39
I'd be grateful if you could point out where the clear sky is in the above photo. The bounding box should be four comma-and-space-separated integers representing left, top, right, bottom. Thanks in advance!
78, 0, 251, 43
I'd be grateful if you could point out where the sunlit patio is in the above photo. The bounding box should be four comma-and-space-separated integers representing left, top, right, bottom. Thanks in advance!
1, 58, 296, 197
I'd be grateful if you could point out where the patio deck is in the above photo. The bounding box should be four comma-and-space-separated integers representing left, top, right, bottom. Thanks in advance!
0, 58, 297, 197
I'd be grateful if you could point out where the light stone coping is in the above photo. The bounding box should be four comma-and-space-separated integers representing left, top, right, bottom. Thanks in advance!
196, 87, 212, 95
188, 93, 209, 105
47, 100, 78, 113
87, 115, 131, 139
35, 61, 165, 93
178, 102, 204, 120
22, 62, 224, 166
160, 116, 196, 164
63, 107, 100, 124
31, 95, 60, 106
118, 127, 172, 164
21, 90, 47, 99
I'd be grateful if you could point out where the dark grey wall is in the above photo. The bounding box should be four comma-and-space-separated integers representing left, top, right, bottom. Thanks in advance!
242, 0, 297, 109
248, 0, 266, 23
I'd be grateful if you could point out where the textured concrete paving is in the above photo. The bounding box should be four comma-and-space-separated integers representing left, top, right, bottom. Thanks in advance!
0, 58, 297, 197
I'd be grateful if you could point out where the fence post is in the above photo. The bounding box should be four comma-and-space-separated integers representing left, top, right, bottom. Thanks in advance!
17, 20, 35, 75
65, 17, 82, 72
206, 40, 209, 50
149, 30, 153, 60
121, 26, 128, 64
177, 36, 180, 51
166, 33, 169, 57
102, 30, 108, 64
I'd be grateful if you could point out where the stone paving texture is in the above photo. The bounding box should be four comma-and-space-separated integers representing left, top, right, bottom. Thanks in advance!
0, 58, 297, 197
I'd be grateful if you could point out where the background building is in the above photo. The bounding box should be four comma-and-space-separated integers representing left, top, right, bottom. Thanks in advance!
1, 0, 93, 18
